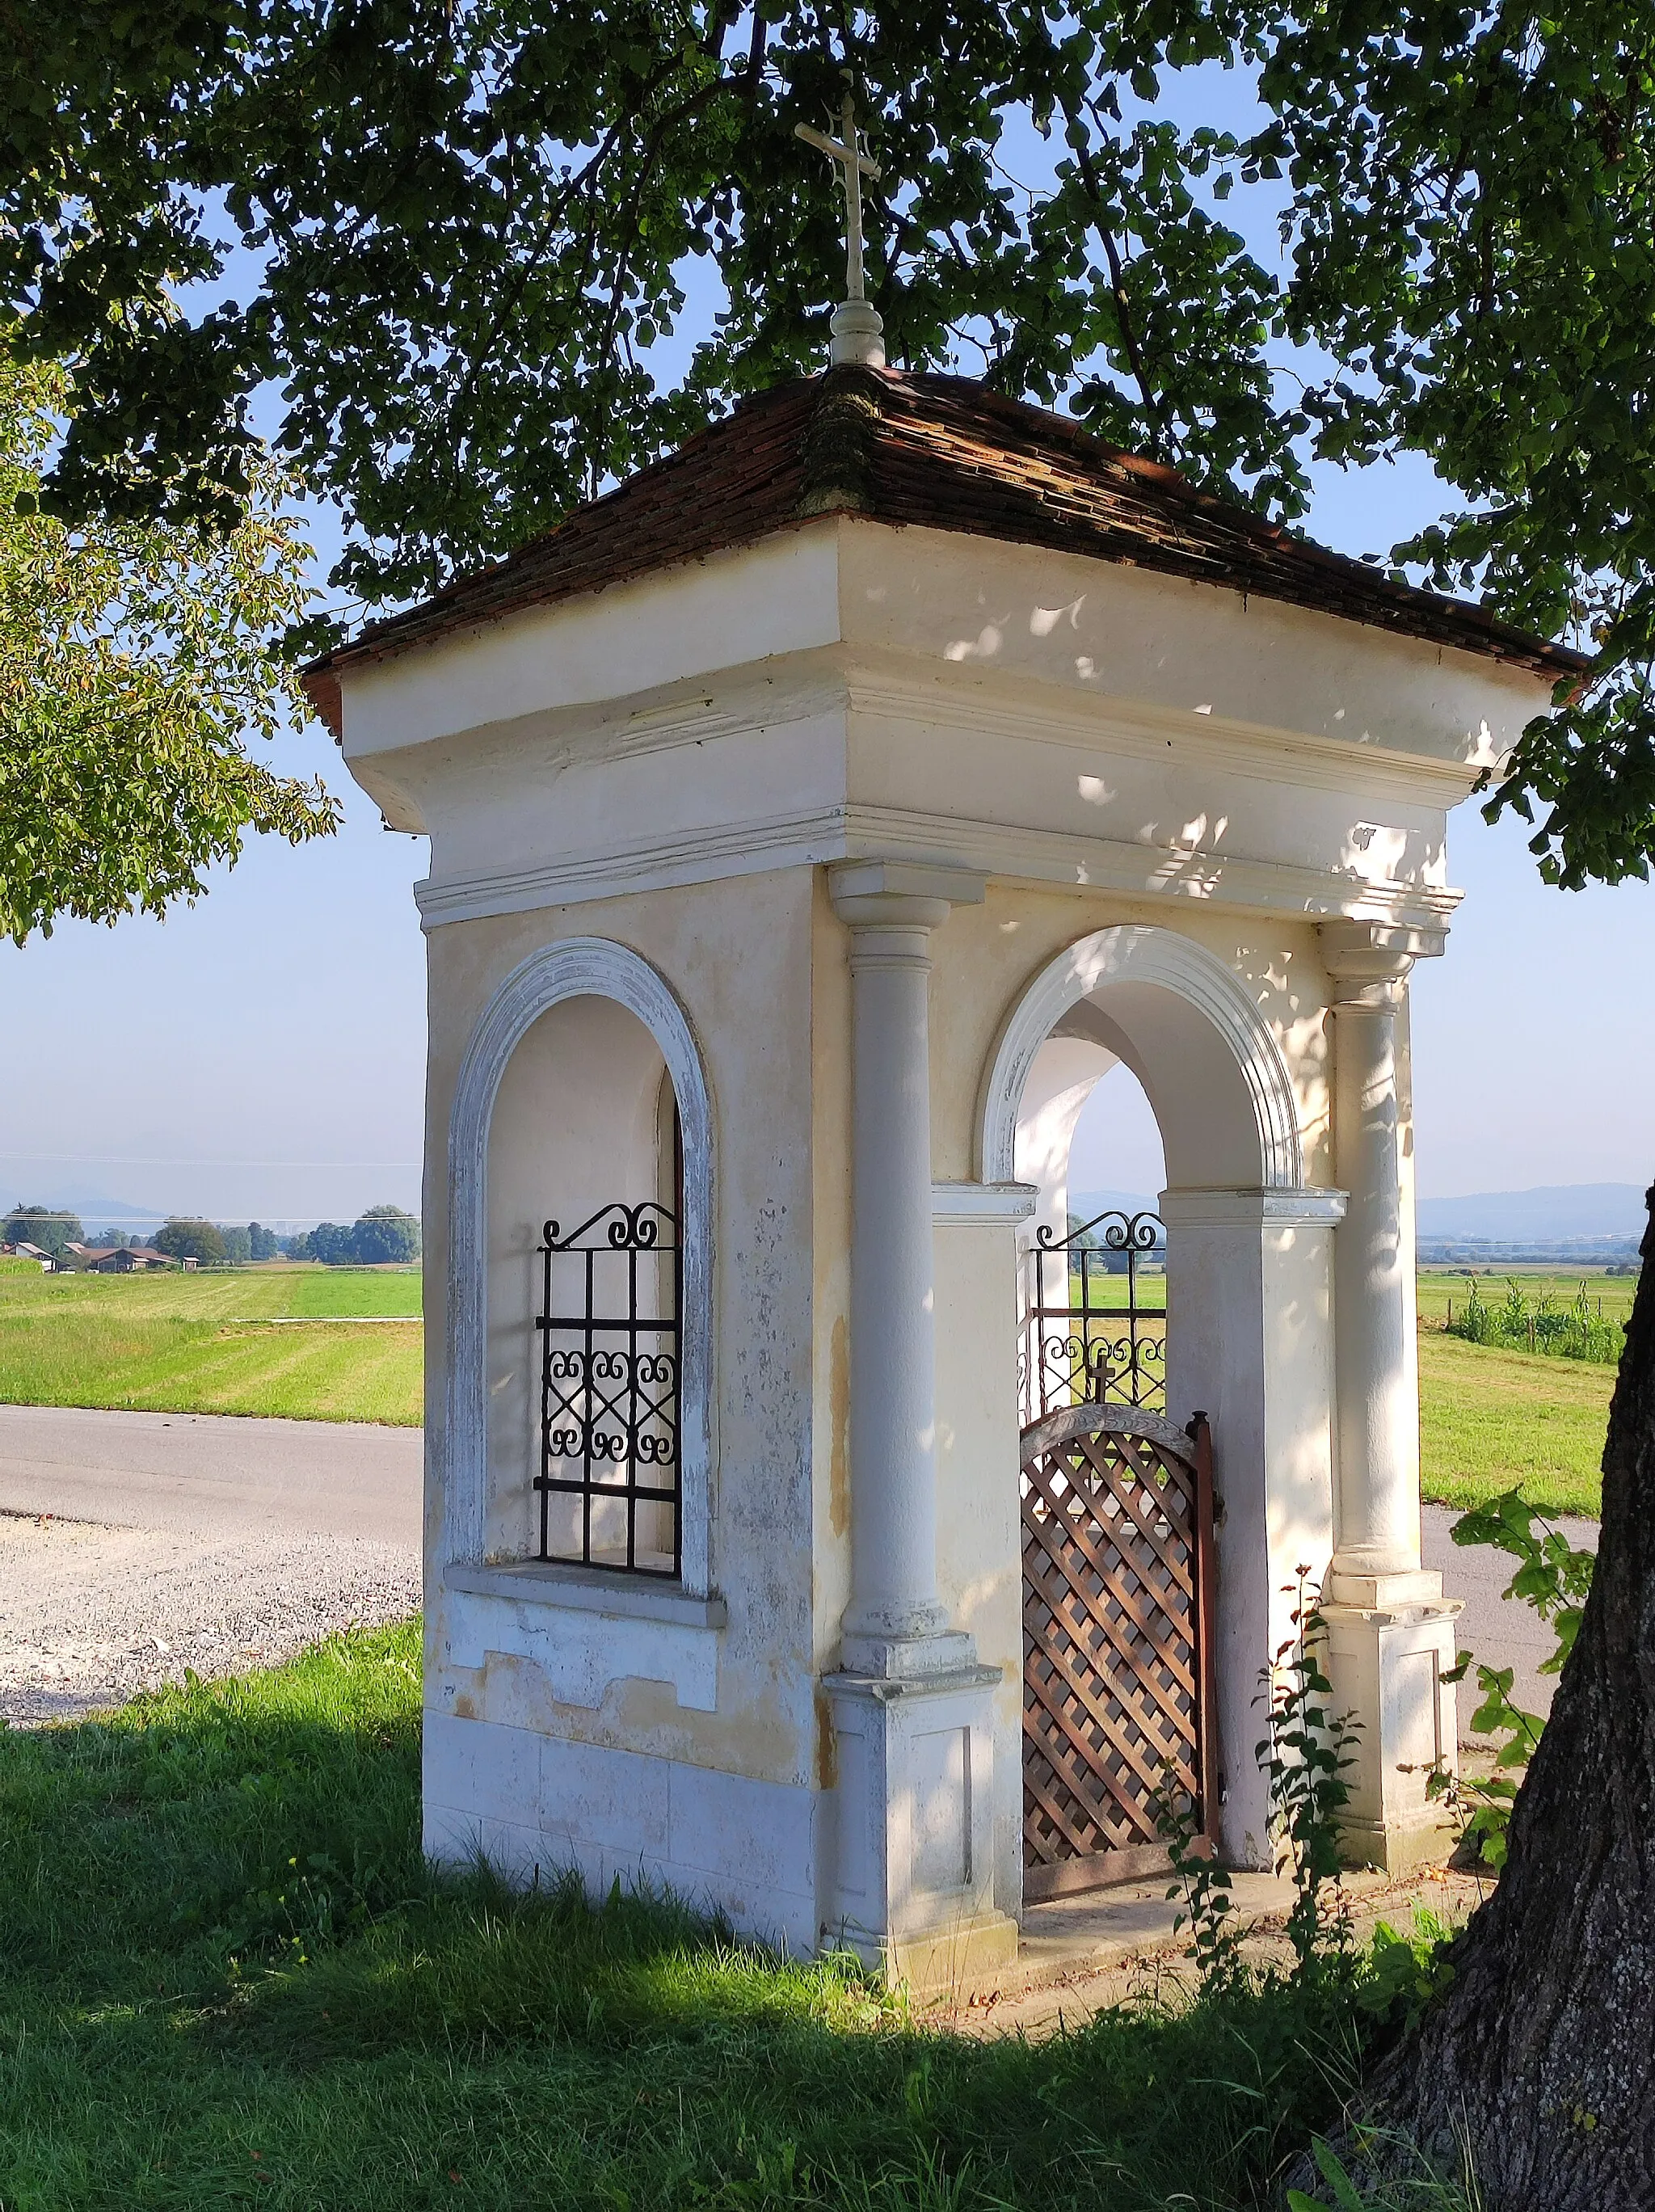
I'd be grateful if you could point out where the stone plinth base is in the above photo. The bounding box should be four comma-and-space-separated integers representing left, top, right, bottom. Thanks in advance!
884, 1911, 1021, 1997
823, 1652, 1011, 1991
1323, 1570, 1463, 1872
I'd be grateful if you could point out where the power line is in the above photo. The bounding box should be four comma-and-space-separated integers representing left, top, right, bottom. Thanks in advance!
2, 1157, 420, 1169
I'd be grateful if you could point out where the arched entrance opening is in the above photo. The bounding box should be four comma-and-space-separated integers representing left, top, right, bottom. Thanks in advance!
979, 925, 1339, 1893
1017, 1045, 1168, 1423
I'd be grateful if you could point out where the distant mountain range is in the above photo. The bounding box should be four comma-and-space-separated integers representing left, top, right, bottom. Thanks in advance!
1416, 1184, 1646, 1245
1070, 1182, 1646, 1256
9, 1194, 325, 1233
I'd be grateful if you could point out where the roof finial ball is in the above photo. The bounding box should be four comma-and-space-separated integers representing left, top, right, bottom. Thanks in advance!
795, 84, 886, 369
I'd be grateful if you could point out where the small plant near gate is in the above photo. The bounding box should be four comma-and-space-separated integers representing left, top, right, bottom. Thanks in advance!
1257, 1569, 1360, 1980
1155, 1775, 1244, 1991
1424, 1489, 1596, 1866
1156, 1570, 1362, 1995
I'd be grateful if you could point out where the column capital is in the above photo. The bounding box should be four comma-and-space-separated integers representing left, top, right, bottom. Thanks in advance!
830, 861, 986, 933
1319, 918, 1446, 1003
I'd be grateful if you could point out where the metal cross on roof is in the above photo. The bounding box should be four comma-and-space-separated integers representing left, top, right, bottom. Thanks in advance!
795, 91, 882, 305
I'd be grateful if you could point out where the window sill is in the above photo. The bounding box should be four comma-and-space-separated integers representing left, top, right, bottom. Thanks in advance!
446, 1560, 726, 1631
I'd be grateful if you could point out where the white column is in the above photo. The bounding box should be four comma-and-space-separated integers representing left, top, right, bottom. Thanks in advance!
822, 862, 1015, 1990
1317, 920, 1462, 1871
1320, 921, 1440, 1597
828, 862, 981, 1672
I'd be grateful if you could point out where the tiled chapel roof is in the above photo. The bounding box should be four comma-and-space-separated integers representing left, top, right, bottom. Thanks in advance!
302, 366, 1584, 729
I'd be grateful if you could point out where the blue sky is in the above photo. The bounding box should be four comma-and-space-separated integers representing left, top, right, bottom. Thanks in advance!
4, 457, 1649, 1227
2, 59, 1650, 1227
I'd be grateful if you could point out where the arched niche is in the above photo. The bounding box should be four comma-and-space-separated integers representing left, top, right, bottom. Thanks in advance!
1013, 1034, 1120, 1249
444, 939, 714, 1592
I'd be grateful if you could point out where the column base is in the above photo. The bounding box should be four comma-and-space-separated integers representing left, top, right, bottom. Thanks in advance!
822, 1648, 1012, 1994
836, 1626, 977, 1679
878, 1911, 1021, 1995
1322, 1572, 1463, 1873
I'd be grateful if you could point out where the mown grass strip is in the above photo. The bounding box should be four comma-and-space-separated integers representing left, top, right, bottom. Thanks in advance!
0, 1314, 423, 1426
0, 1264, 421, 1323
1419, 1330, 1611, 1519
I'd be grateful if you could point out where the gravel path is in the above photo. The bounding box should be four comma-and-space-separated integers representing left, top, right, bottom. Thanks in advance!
0, 1404, 423, 1727
0, 1512, 420, 1725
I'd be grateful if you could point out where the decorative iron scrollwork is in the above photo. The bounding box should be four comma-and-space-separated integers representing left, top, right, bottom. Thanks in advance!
1019, 1206, 1166, 1422
535, 1200, 681, 1578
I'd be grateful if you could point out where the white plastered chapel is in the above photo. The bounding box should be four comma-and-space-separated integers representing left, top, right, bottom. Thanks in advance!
305, 287, 1577, 1989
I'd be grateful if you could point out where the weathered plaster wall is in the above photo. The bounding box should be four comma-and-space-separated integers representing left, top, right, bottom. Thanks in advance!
423, 869, 820, 1790
836, 518, 1543, 766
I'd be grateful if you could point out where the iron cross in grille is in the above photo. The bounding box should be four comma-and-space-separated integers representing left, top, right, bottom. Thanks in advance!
1020, 1207, 1167, 1423
536, 1200, 681, 1577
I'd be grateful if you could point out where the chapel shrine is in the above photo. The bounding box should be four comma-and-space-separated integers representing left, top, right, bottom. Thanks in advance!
305, 291, 1579, 1987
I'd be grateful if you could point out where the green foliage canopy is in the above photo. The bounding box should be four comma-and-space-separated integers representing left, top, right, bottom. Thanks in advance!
153, 1216, 230, 1265
3, 2, 1653, 885
2, 1205, 82, 1257
347, 1203, 423, 1266
295, 1205, 422, 1266
0, 350, 338, 945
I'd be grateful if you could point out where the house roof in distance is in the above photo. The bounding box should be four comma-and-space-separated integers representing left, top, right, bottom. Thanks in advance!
303, 365, 1586, 732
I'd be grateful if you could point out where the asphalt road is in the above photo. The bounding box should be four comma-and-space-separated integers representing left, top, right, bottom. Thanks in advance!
0, 1401, 422, 1547
0, 1405, 1594, 1739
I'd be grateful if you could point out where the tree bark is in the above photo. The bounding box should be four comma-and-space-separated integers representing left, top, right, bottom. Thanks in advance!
1359, 1184, 1655, 2205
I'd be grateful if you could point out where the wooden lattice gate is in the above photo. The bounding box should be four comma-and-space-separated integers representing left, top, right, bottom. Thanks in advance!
1021, 1402, 1219, 1899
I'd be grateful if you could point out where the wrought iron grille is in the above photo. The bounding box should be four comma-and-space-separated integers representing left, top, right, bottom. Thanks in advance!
1020, 1207, 1166, 1422
535, 1200, 680, 1577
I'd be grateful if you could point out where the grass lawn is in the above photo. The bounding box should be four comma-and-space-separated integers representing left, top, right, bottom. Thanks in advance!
1418, 1329, 1613, 1520
0, 1624, 1397, 2212
0, 1266, 422, 1426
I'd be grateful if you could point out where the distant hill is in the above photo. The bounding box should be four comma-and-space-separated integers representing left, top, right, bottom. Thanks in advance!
1417, 1185, 1647, 1243
27, 1194, 327, 1233
1062, 1182, 1644, 1260
15, 1192, 169, 1230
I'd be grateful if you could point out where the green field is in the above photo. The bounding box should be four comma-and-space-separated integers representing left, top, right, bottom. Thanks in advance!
0, 1624, 1405, 2212
0, 1261, 1623, 1507
1417, 1266, 1637, 1333
1418, 1329, 1613, 1519
0, 1265, 422, 1426
1413, 1268, 1627, 1518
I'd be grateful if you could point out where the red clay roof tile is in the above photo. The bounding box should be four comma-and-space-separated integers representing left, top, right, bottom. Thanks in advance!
304, 366, 1584, 731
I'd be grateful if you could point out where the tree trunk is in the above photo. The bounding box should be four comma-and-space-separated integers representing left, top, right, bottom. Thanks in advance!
1361, 1185, 1655, 2206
